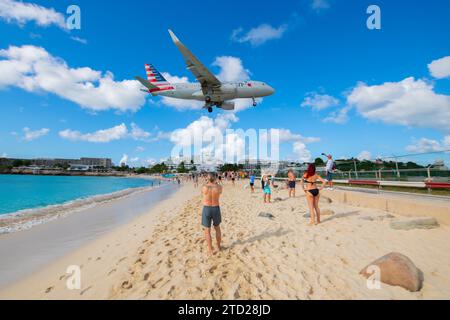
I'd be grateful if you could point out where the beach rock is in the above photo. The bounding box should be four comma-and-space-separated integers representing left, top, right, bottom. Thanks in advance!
360, 252, 423, 292
390, 217, 439, 230
258, 212, 275, 220
273, 197, 283, 202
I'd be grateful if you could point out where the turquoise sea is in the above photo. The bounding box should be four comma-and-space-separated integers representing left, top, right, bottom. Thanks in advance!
0, 175, 157, 215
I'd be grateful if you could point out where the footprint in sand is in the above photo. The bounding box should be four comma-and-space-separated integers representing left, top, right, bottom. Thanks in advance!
45, 286, 54, 293
121, 281, 133, 289
80, 286, 92, 296
107, 269, 117, 276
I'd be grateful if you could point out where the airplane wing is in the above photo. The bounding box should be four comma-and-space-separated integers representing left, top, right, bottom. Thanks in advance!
168, 29, 222, 90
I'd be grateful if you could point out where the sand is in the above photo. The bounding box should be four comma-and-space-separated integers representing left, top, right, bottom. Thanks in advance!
1, 181, 449, 300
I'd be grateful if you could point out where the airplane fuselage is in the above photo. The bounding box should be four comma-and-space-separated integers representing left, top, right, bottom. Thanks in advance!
155, 80, 274, 102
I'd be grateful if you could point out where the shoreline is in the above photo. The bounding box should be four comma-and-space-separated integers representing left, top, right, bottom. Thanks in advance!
0, 179, 164, 235
0, 182, 181, 290
1, 181, 449, 299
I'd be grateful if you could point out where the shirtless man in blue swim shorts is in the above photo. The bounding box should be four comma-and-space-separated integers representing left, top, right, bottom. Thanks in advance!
201, 173, 223, 256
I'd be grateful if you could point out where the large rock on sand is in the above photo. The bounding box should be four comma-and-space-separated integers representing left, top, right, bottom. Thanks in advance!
390, 217, 439, 230
360, 252, 423, 292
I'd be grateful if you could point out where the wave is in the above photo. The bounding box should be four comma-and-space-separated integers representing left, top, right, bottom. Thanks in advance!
0, 184, 163, 235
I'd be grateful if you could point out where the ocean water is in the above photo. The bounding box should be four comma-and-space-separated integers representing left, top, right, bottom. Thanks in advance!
0, 174, 157, 215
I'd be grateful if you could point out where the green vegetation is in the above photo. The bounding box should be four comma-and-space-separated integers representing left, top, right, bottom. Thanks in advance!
335, 159, 425, 172
12, 159, 31, 167
218, 163, 244, 172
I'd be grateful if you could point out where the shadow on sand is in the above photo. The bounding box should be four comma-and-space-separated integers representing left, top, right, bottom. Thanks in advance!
230, 228, 292, 247
321, 211, 360, 224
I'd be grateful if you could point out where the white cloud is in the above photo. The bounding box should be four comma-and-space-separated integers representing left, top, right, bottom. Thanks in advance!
357, 150, 372, 161
323, 105, 350, 124
59, 123, 128, 143
22, 127, 49, 141
135, 146, 145, 152
293, 141, 313, 163
0, 0, 66, 28
406, 136, 450, 153
428, 56, 450, 79
261, 128, 320, 144
167, 114, 318, 164
301, 92, 339, 110
346, 77, 450, 130
213, 56, 250, 82
311, 0, 331, 11
130, 123, 151, 141
119, 154, 128, 166
231, 24, 288, 46
70, 36, 88, 45
1, 153, 7, 158
0, 45, 147, 112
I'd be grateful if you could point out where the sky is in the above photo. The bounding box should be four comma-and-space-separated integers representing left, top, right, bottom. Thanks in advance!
0, 0, 449, 167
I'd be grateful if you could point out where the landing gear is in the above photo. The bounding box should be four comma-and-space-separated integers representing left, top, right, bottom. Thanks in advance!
205, 96, 212, 103
208, 107, 213, 113
252, 97, 257, 107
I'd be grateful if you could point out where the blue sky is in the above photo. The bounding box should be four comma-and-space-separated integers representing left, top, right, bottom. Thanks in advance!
0, 0, 449, 166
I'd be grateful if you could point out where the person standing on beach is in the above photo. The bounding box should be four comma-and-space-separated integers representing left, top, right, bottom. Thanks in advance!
193, 174, 199, 188
201, 173, 223, 256
301, 164, 326, 225
262, 175, 272, 203
249, 173, 255, 193
287, 170, 296, 198
325, 154, 335, 190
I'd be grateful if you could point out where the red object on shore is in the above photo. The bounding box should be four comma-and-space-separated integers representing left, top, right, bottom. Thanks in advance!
425, 182, 450, 189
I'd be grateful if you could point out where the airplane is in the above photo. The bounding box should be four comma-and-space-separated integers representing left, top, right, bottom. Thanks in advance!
135, 30, 275, 113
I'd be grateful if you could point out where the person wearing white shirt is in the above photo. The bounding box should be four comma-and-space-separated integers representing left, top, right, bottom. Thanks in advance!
325, 154, 335, 190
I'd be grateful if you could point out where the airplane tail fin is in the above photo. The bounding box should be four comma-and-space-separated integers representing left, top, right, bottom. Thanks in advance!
145, 64, 170, 87
136, 64, 174, 95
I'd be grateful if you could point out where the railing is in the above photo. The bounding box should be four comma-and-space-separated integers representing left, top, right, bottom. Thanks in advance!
328, 168, 449, 183
259, 168, 450, 191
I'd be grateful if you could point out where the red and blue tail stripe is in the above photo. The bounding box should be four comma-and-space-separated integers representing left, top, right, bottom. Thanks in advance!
144, 64, 174, 92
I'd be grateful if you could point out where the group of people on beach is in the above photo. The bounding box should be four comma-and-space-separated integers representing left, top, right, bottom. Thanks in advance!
199, 155, 336, 256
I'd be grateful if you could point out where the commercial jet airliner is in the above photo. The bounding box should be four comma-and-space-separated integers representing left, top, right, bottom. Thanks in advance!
135, 30, 275, 113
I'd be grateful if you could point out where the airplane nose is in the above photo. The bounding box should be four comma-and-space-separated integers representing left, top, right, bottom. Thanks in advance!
267, 85, 275, 96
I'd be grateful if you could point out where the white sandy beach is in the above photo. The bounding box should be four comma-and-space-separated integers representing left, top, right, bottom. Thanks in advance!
1, 180, 449, 300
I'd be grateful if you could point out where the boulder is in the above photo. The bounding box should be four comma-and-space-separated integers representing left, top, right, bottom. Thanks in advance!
390, 217, 439, 230
360, 252, 423, 292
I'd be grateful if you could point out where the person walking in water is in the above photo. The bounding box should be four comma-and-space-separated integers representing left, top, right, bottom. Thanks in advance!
301, 164, 326, 226
287, 170, 296, 198
262, 175, 272, 203
201, 173, 223, 256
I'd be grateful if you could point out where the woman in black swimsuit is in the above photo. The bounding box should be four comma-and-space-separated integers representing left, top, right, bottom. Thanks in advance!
300, 163, 326, 226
